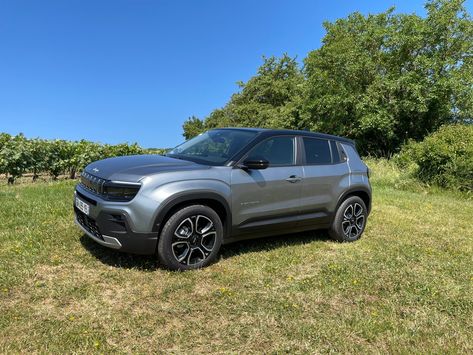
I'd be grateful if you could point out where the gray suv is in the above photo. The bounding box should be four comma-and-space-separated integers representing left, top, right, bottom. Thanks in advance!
74, 128, 371, 270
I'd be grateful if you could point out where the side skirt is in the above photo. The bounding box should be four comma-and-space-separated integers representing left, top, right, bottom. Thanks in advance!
224, 212, 332, 245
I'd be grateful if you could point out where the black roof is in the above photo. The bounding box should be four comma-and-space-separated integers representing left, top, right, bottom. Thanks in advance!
215, 127, 355, 145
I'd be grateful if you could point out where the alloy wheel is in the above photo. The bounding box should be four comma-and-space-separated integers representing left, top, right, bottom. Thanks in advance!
172, 215, 217, 266
341, 203, 365, 239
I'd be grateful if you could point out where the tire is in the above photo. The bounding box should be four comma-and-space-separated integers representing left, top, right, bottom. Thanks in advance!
157, 205, 223, 271
329, 196, 367, 242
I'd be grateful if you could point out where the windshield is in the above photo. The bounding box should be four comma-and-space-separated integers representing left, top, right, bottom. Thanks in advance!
167, 129, 259, 165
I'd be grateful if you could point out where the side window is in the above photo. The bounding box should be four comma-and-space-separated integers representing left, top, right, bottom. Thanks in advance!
337, 142, 348, 162
303, 137, 332, 165
330, 140, 341, 164
246, 136, 295, 166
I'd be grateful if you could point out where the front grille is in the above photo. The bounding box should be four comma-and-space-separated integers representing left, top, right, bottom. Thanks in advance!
80, 172, 106, 195
76, 209, 103, 240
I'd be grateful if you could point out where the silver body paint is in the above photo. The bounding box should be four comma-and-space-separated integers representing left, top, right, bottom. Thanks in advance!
74, 129, 371, 254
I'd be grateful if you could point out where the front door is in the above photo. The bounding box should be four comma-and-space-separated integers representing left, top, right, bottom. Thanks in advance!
230, 136, 303, 234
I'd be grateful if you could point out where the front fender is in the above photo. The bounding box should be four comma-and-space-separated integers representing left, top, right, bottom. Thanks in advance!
146, 179, 232, 233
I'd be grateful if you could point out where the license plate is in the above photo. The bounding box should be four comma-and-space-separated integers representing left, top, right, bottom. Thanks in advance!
75, 197, 90, 216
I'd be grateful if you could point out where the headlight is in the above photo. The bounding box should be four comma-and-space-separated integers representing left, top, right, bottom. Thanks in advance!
102, 182, 141, 201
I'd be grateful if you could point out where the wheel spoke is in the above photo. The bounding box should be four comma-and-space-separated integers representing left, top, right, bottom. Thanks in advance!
356, 215, 365, 229
343, 205, 353, 219
349, 225, 358, 237
172, 241, 190, 262
196, 215, 214, 234
354, 203, 363, 217
342, 220, 351, 235
174, 218, 194, 239
187, 247, 206, 265
201, 231, 217, 252
352, 223, 360, 234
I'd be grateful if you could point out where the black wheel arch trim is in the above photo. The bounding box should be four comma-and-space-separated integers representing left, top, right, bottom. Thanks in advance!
336, 187, 372, 215
152, 192, 232, 236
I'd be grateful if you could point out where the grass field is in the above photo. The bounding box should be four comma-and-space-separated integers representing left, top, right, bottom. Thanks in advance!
1, 160, 472, 353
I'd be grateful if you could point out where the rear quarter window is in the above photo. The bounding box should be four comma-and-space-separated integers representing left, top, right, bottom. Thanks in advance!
330, 140, 341, 164
336, 141, 348, 162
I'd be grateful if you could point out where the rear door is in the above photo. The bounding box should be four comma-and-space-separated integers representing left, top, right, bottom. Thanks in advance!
231, 135, 303, 233
299, 137, 349, 226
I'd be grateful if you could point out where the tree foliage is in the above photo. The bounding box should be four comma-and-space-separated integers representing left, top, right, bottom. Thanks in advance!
183, 54, 305, 137
0, 134, 32, 183
184, 0, 473, 156
182, 116, 205, 139
303, 0, 473, 155
396, 124, 473, 191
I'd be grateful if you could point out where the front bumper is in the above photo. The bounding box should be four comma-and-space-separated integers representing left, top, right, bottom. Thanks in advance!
74, 187, 158, 255
75, 216, 123, 249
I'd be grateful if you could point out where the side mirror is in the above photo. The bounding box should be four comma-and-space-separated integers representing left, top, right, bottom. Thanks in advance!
240, 158, 269, 170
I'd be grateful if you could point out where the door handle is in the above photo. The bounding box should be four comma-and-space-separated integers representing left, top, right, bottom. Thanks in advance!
285, 175, 302, 183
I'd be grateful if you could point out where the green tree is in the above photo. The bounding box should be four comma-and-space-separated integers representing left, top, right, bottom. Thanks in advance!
182, 116, 205, 139
183, 54, 305, 139
225, 54, 304, 130
186, 0, 472, 156
303, 0, 473, 155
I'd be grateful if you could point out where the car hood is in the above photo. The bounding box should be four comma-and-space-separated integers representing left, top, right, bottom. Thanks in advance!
84, 154, 207, 182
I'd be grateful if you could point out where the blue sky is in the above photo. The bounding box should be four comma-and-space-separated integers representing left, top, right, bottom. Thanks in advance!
0, 0, 471, 148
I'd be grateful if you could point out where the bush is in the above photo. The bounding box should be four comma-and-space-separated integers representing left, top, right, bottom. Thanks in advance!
0, 133, 164, 183
396, 124, 473, 191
